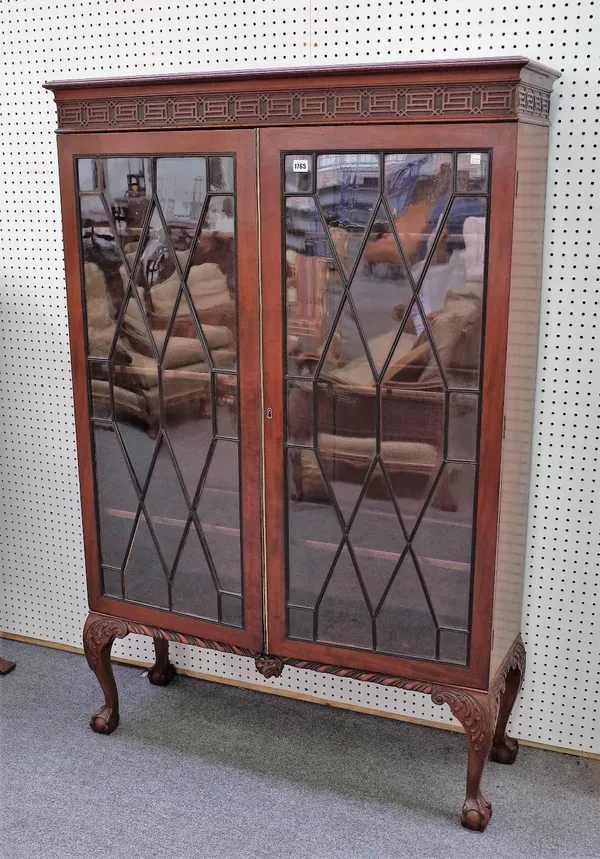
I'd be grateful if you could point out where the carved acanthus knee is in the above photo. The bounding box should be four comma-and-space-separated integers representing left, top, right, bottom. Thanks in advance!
431, 686, 495, 831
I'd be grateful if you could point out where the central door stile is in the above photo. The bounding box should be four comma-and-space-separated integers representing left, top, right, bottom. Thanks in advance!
256, 127, 270, 654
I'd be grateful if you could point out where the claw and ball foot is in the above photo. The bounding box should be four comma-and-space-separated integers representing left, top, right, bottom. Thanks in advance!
83, 613, 130, 735
148, 637, 176, 686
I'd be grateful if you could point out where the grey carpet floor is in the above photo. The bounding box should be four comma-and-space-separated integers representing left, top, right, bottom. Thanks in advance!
0, 639, 598, 859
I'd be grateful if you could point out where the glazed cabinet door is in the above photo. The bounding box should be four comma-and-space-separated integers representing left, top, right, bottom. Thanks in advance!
59, 130, 263, 650
260, 124, 516, 686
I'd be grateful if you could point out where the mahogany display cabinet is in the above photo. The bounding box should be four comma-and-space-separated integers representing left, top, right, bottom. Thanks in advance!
46, 57, 559, 831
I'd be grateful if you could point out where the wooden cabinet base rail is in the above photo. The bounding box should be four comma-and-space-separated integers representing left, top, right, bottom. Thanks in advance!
83, 611, 524, 832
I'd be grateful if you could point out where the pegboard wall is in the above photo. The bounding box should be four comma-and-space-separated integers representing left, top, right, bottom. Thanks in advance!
0, 0, 597, 756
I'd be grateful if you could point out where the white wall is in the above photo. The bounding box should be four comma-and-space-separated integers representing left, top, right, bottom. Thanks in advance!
0, 0, 597, 755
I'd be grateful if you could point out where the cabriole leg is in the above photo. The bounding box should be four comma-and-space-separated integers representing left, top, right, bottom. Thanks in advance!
432, 688, 494, 832
490, 662, 523, 764
148, 637, 176, 686
83, 613, 129, 735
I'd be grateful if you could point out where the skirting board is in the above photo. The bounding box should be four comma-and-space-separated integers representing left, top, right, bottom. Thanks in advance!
1, 630, 597, 762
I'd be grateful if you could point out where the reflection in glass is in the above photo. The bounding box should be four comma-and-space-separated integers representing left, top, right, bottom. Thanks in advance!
317, 368, 377, 525
142, 439, 189, 573
384, 153, 452, 269
78, 158, 98, 191
285, 195, 343, 375
102, 157, 152, 256
380, 379, 445, 535
288, 606, 314, 640
215, 374, 238, 438
376, 552, 437, 658
197, 440, 242, 596
317, 153, 379, 277
171, 525, 219, 621
124, 513, 169, 608
188, 196, 237, 370
287, 449, 341, 607
317, 545, 373, 649
78, 153, 242, 622
457, 153, 489, 193
418, 197, 486, 388
349, 202, 412, 376
208, 156, 234, 192
94, 426, 137, 571
439, 629, 468, 665
287, 380, 313, 446
89, 361, 111, 419
448, 392, 479, 461
285, 154, 313, 194
284, 149, 489, 664
347, 465, 403, 609
80, 197, 124, 351
162, 302, 212, 495
102, 566, 122, 600
156, 157, 206, 264
220, 593, 243, 627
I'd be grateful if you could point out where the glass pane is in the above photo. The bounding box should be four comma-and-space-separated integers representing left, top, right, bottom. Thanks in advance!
102, 157, 152, 257
130, 205, 181, 347
220, 593, 243, 626
196, 440, 242, 595
283, 149, 486, 661
156, 157, 206, 266
316, 355, 377, 525
215, 374, 238, 438
456, 153, 489, 193
111, 292, 159, 487
162, 304, 212, 496
350, 202, 412, 377
380, 376, 445, 535
285, 154, 313, 193
208, 156, 234, 192
376, 551, 437, 658
285, 195, 343, 375
348, 464, 404, 610
287, 380, 313, 446
316, 153, 380, 278
384, 153, 452, 271
78, 154, 243, 624
288, 606, 314, 640
142, 438, 189, 575
418, 196, 486, 389
101, 566, 122, 600
448, 392, 479, 460
188, 196, 237, 370
439, 629, 468, 665
78, 158, 99, 191
123, 512, 169, 608
79, 197, 123, 356
171, 524, 218, 621
286, 448, 341, 607
94, 425, 137, 571
412, 463, 476, 630
317, 544, 373, 649
89, 361, 110, 419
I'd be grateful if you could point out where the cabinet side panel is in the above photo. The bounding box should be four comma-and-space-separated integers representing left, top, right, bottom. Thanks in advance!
490, 122, 549, 678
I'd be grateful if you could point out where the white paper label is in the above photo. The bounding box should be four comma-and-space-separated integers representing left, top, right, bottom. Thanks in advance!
292, 158, 310, 173
470, 153, 482, 165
